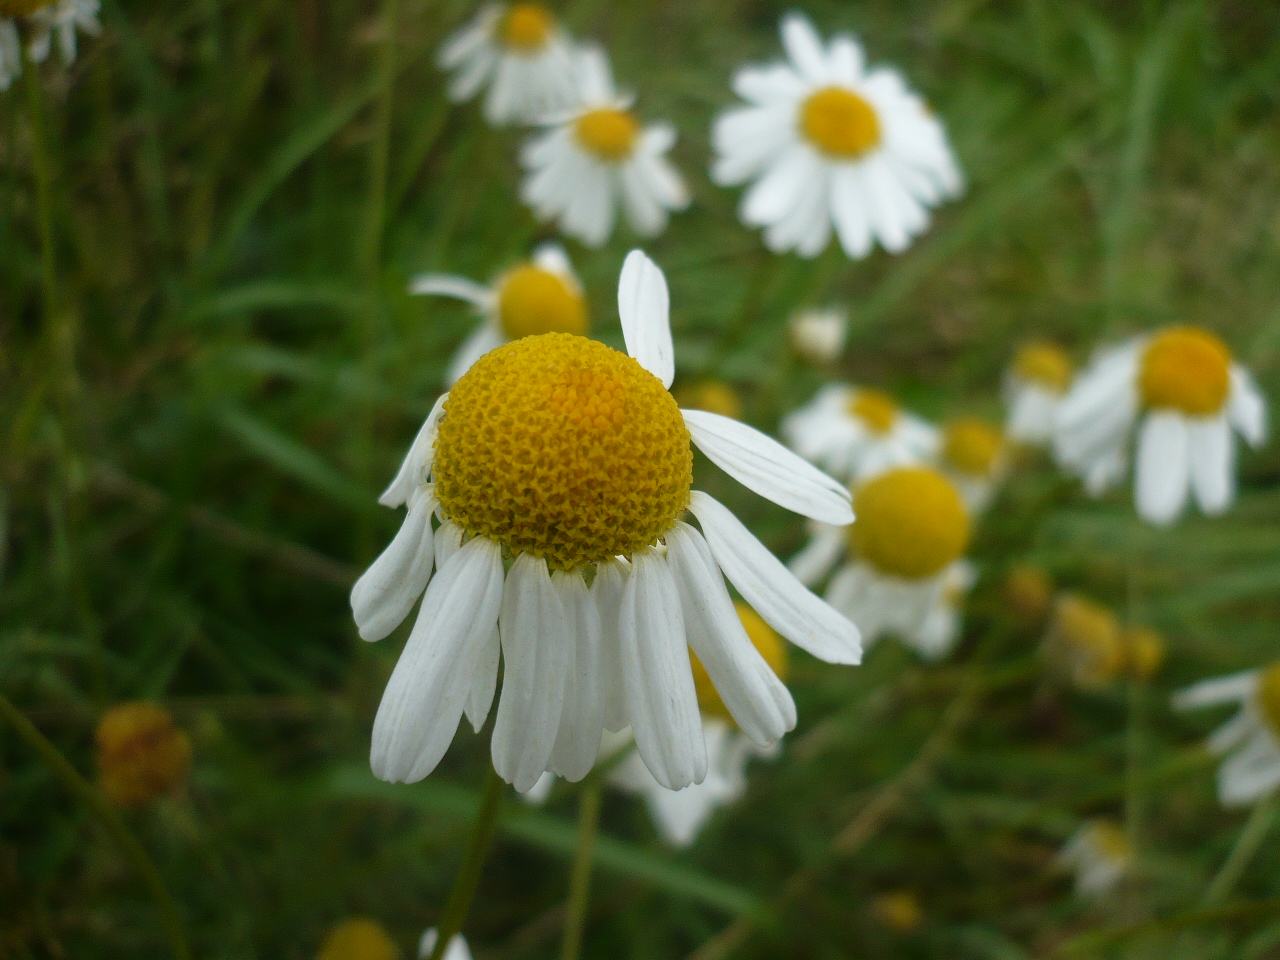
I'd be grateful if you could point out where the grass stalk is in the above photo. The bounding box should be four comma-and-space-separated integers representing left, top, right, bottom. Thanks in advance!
430, 764, 506, 960
559, 781, 603, 960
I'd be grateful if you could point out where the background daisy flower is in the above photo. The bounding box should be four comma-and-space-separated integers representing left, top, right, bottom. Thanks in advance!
938, 417, 1007, 514
711, 12, 962, 259
1174, 665, 1280, 807
1054, 327, 1268, 526
1004, 342, 1072, 445
353, 251, 858, 793
317, 918, 398, 960
95, 702, 191, 806
437, 2, 577, 125
0, 0, 97, 88
520, 46, 689, 247
1040, 594, 1124, 690
782, 383, 939, 483
411, 244, 587, 386
1057, 821, 1132, 897
788, 306, 847, 365
418, 929, 471, 960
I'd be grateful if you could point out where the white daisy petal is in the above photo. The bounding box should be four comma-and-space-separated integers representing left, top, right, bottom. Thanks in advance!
593, 558, 631, 732
1187, 415, 1235, 516
380, 393, 448, 507
618, 249, 675, 388
409, 274, 493, 306
351, 488, 437, 642
1172, 671, 1258, 710
787, 523, 847, 587
1134, 411, 1191, 526
1229, 365, 1268, 448
780, 12, 830, 85
464, 622, 501, 733
549, 571, 605, 782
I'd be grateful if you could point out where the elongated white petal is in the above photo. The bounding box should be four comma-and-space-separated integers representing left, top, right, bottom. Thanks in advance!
418, 928, 473, 960
619, 548, 706, 789
688, 491, 862, 665
446, 323, 505, 387
380, 394, 448, 507
665, 523, 796, 746
1172, 671, 1258, 711
409, 273, 492, 306
787, 524, 847, 587
593, 558, 631, 732
618, 249, 675, 388
464, 622, 501, 733
780, 11, 829, 85
351, 488, 437, 642
549, 572, 604, 781
371, 536, 505, 783
683, 409, 853, 524
434, 520, 463, 570
1187, 415, 1235, 516
1228, 366, 1267, 448
1134, 411, 1190, 526
491, 554, 573, 792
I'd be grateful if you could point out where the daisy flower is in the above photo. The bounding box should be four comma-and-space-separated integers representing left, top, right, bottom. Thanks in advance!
0, 0, 98, 90
1174, 664, 1280, 807
411, 244, 588, 386
789, 306, 847, 365
437, 3, 577, 125
1004, 342, 1072, 445
1040, 594, 1123, 690
318, 918, 397, 960
782, 383, 938, 483
938, 417, 1007, 514
1057, 820, 1132, 897
711, 12, 962, 259
793, 466, 973, 660
352, 251, 859, 792
418, 929, 471, 960
520, 46, 689, 247
1054, 326, 1268, 526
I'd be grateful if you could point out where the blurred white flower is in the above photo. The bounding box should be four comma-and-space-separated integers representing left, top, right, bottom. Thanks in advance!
789, 306, 847, 364
711, 12, 962, 259
937, 417, 1006, 515
1054, 327, 1266, 526
353, 251, 857, 793
1174, 665, 1280, 807
520, 46, 688, 247
418, 929, 472, 960
1004, 342, 1072, 445
437, 2, 577, 125
782, 383, 938, 483
1057, 821, 1131, 897
411, 244, 587, 386
0, 0, 98, 90
0, 20, 20, 90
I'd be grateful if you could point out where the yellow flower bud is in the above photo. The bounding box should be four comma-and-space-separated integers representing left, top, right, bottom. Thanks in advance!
95, 703, 191, 806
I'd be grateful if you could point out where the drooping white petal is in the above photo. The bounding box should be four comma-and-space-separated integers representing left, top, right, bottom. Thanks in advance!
409, 273, 493, 307
617, 249, 675, 388
682, 409, 853, 525
434, 520, 464, 570
549, 571, 605, 781
1228, 365, 1268, 448
1187, 415, 1235, 516
1171, 671, 1258, 711
351, 488, 437, 642
464, 622, 500, 733
688, 491, 862, 665
380, 393, 448, 507
593, 558, 631, 732
1134, 411, 1190, 526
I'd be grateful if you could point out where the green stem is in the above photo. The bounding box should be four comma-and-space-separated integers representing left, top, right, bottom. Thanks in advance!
358, 0, 400, 281
23, 49, 58, 326
559, 781, 603, 960
0, 695, 191, 960
1204, 792, 1280, 906
1124, 679, 1146, 856
429, 765, 506, 960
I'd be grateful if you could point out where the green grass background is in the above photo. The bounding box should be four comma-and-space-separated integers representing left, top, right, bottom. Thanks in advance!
3, 0, 1280, 956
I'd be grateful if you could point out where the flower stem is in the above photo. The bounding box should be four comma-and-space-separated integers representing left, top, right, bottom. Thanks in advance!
559, 781, 603, 960
429, 764, 506, 960
1203, 792, 1280, 906
358, 0, 399, 281
0, 695, 191, 960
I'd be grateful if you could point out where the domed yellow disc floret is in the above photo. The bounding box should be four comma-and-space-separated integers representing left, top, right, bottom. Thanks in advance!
692, 603, 789, 721
1139, 327, 1231, 416
499, 2, 553, 52
675, 379, 743, 420
851, 467, 970, 579
95, 702, 192, 806
318, 918, 399, 960
800, 87, 881, 160
942, 418, 1004, 476
496, 265, 588, 341
1015, 342, 1072, 391
575, 107, 640, 161
434, 333, 692, 570
1044, 594, 1122, 689
848, 388, 898, 434
1255, 663, 1280, 739
0, 0, 54, 15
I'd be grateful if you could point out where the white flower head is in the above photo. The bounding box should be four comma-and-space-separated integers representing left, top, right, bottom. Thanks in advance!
792, 465, 973, 660
711, 11, 962, 259
1004, 342, 1073, 446
1054, 327, 1267, 526
418, 929, 472, 960
519, 45, 689, 247
937, 417, 1007, 515
789, 306, 847, 365
0, 0, 97, 89
782, 383, 939, 484
437, 2, 577, 125
1057, 820, 1132, 897
1174, 665, 1280, 808
411, 244, 587, 386
354, 250, 859, 794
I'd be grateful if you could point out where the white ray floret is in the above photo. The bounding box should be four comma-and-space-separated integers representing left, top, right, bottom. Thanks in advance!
1174, 666, 1280, 807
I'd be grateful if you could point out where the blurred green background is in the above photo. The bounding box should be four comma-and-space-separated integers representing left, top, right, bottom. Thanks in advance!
3, 0, 1280, 956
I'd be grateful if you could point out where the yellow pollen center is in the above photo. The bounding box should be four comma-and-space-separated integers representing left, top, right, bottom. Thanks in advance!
942, 418, 1004, 476
95, 702, 192, 806
1086, 822, 1131, 864
851, 467, 970, 579
575, 108, 640, 161
692, 603, 788, 722
1015, 342, 1072, 391
1121, 626, 1165, 681
848, 388, 899, 434
496, 265, 588, 341
498, 3, 553, 51
434, 334, 692, 571
1045, 594, 1122, 688
1138, 327, 1231, 416
800, 87, 882, 160
318, 919, 399, 960
0, 0, 53, 14
675, 379, 743, 420
1256, 663, 1280, 739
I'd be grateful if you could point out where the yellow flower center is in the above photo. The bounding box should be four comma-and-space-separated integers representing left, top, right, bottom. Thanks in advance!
692, 603, 789, 721
434, 334, 692, 571
800, 87, 882, 160
1138, 327, 1231, 416
1086, 821, 1131, 864
847, 388, 899, 434
1002, 565, 1053, 626
496, 264, 588, 341
95, 702, 192, 807
498, 2, 553, 52
318, 919, 399, 960
1121, 626, 1164, 681
0, 0, 54, 14
674, 379, 743, 420
851, 467, 970, 579
1014, 342, 1072, 391
942, 418, 1004, 476
574, 108, 640, 161
871, 891, 924, 933
1255, 663, 1280, 740
1044, 594, 1122, 688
